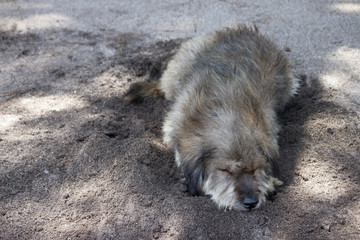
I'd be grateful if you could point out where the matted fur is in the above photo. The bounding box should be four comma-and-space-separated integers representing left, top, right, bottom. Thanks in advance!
125, 25, 299, 211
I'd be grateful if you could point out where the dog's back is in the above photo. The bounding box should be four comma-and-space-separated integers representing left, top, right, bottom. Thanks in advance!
161, 26, 298, 150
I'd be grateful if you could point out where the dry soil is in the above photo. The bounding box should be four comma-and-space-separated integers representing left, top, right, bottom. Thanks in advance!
0, 1, 359, 240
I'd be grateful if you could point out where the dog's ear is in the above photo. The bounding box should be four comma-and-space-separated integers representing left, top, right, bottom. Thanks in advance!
181, 148, 210, 196
258, 140, 280, 178
184, 162, 205, 196
267, 156, 280, 178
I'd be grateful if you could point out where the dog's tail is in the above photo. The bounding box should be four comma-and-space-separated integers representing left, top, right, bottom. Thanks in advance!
124, 81, 164, 103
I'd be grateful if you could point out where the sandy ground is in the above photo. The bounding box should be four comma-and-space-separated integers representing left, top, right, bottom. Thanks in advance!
0, 1, 359, 239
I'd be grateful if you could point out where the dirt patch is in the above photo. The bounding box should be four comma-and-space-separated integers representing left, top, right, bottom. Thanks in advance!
0, 29, 359, 240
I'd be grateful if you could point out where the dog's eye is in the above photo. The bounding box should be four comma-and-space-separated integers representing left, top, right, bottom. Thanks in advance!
218, 168, 232, 175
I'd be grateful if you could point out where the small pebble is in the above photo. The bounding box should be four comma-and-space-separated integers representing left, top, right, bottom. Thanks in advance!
321, 225, 331, 232
44, 170, 49, 174
179, 183, 188, 193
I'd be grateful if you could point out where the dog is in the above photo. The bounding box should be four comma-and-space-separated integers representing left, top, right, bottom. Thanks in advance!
125, 25, 299, 211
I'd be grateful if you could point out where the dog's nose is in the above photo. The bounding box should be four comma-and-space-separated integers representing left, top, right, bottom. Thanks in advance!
242, 196, 259, 210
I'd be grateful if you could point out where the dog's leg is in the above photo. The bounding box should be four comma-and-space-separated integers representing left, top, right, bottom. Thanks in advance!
124, 81, 164, 103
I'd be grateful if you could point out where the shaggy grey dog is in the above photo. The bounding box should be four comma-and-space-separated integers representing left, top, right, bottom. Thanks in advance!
125, 25, 299, 211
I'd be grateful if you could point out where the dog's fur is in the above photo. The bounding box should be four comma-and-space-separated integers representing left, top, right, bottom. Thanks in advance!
125, 25, 299, 211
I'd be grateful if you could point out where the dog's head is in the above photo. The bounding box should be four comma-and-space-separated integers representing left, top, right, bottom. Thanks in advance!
180, 145, 282, 211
